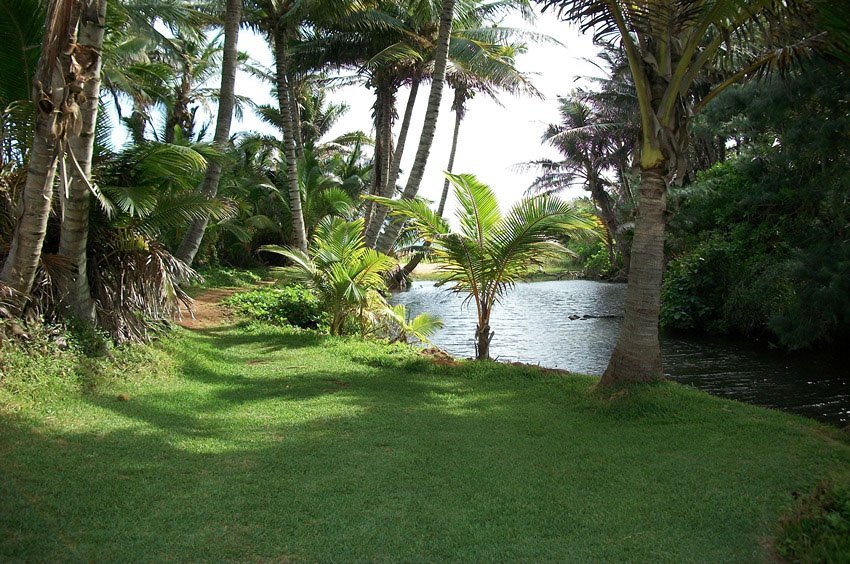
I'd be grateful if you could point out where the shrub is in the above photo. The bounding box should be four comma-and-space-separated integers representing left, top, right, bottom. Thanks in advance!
774, 481, 850, 562
224, 286, 326, 330
661, 236, 738, 332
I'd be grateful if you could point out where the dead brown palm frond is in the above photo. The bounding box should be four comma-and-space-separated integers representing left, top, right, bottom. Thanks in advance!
88, 233, 200, 344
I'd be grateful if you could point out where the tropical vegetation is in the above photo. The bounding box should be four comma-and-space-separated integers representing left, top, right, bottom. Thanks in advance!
2, 0, 850, 559
372, 172, 598, 359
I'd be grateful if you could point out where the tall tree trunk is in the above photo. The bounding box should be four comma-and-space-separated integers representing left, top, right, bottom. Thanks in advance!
289, 72, 304, 160
1, 0, 82, 314
58, 0, 107, 322
436, 102, 462, 217
175, 0, 242, 265
364, 80, 397, 247
600, 166, 667, 387
364, 78, 419, 247
273, 27, 307, 253
387, 78, 419, 193
374, 0, 455, 253
587, 178, 620, 273
1, 113, 61, 313
396, 102, 462, 282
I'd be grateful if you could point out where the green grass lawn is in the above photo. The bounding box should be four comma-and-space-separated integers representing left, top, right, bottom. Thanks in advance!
2, 322, 849, 561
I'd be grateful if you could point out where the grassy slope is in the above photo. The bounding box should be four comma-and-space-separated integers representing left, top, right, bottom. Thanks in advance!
2, 323, 849, 562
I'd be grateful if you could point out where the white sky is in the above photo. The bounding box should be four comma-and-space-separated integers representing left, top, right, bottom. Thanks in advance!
230, 7, 602, 220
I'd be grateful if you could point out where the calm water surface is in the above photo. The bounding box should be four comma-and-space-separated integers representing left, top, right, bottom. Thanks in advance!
391, 280, 849, 425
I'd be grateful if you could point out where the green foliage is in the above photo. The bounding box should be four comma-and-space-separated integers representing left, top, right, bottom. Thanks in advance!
378, 303, 443, 344
775, 481, 850, 562
662, 235, 740, 332
224, 286, 326, 330
372, 172, 599, 358
0, 323, 170, 404
663, 63, 850, 348
260, 217, 398, 335
192, 267, 267, 289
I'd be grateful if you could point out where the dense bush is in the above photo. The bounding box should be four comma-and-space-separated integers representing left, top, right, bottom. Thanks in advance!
662, 63, 850, 349
224, 286, 326, 330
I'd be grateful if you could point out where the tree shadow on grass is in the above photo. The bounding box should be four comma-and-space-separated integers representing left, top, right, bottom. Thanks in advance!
186, 323, 323, 355
4, 328, 849, 562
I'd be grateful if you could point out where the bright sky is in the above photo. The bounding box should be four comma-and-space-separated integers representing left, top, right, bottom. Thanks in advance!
231, 6, 602, 219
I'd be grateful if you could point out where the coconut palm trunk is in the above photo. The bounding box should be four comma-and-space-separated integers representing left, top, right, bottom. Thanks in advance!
1, 0, 82, 314
364, 78, 419, 247
374, 0, 455, 253
396, 95, 463, 281
175, 0, 242, 265
387, 78, 420, 193
57, 0, 107, 322
535, 0, 815, 388
600, 165, 667, 386
587, 177, 619, 270
364, 79, 397, 247
273, 27, 308, 253
288, 71, 304, 160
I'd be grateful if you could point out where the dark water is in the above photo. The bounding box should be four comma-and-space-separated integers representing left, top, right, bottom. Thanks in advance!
391, 280, 849, 425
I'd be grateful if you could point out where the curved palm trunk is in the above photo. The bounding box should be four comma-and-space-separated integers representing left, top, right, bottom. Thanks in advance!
436, 104, 462, 216
273, 28, 307, 253
600, 166, 667, 386
374, 0, 455, 254
395, 102, 463, 282
387, 78, 420, 192
1, 0, 81, 314
1, 114, 61, 313
58, 0, 108, 322
175, 0, 242, 265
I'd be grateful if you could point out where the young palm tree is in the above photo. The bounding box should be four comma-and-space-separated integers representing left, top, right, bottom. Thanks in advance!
260, 216, 397, 335
536, 0, 820, 387
371, 172, 599, 359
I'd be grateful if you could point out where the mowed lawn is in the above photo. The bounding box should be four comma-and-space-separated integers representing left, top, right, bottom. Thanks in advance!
2, 322, 849, 562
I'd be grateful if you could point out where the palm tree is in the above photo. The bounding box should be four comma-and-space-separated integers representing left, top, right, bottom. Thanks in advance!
57, 0, 107, 323
536, 0, 820, 387
371, 0, 457, 254
393, 39, 541, 284
1, 0, 87, 313
373, 0, 540, 253
246, 0, 374, 254
526, 94, 632, 274
260, 216, 397, 335
371, 172, 598, 359
175, 0, 243, 265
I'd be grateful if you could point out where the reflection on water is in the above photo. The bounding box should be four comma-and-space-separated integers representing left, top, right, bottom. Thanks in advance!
391, 280, 849, 425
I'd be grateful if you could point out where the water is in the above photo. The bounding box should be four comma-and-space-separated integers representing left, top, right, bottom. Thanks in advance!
391, 280, 850, 425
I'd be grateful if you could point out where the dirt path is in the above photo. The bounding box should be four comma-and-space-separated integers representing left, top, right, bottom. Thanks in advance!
177, 288, 240, 330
